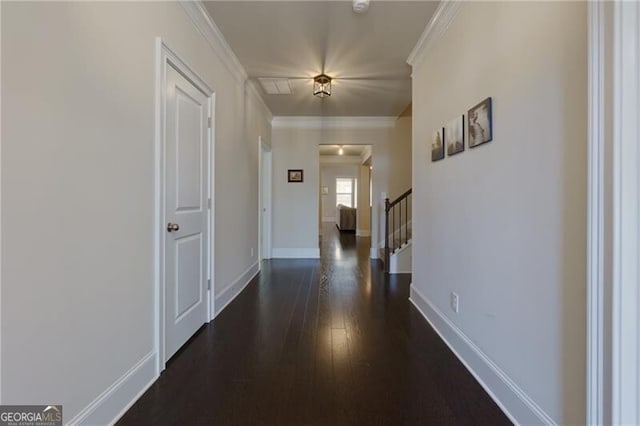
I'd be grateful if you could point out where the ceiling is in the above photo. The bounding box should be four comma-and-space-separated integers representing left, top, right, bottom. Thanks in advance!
319, 144, 369, 156
204, 1, 438, 117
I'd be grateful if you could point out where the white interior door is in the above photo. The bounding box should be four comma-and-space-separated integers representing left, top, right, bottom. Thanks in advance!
164, 64, 210, 360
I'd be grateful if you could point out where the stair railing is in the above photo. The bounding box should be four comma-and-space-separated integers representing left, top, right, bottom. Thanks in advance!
384, 188, 412, 272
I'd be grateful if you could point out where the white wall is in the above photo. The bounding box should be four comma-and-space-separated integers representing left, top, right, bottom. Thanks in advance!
271, 121, 411, 258
357, 165, 371, 236
320, 163, 359, 222
1, 1, 271, 422
410, 2, 586, 424
389, 114, 412, 199
271, 130, 322, 258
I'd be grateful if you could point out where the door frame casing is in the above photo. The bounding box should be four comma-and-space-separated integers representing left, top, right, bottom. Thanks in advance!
154, 38, 215, 372
258, 137, 272, 262
587, 2, 640, 424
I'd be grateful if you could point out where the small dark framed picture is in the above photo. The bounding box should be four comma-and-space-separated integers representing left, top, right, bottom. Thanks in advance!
431, 128, 445, 162
445, 115, 465, 156
288, 169, 304, 183
468, 97, 493, 148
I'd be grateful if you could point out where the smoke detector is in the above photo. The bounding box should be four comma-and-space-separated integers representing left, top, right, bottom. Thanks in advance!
353, 0, 370, 14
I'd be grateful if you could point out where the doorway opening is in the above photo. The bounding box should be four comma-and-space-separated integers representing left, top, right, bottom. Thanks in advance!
259, 137, 272, 262
318, 145, 372, 253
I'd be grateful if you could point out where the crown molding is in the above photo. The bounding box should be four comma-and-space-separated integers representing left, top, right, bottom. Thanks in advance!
246, 80, 273, 123
180, 1, 273, 120
272, 116, 397, 130
179, 2, 247, 84
407, 1, 463, 68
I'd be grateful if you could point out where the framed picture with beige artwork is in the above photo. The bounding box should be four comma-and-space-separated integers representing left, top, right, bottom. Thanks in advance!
288, 169, 304, 182
445, 115, 465, 156
431, 128, 445, 162
468, 97, 493, 148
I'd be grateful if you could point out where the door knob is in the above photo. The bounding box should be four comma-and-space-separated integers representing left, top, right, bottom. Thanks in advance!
167, 222, 180, 232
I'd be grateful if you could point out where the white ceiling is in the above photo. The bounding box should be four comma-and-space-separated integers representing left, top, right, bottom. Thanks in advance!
204, 1, 438, 117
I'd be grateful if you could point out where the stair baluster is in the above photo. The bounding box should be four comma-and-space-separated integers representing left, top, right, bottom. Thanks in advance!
383, 188, 412, 272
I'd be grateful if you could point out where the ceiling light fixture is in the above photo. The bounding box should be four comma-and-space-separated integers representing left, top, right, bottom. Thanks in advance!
353, 0, 370, 14
338, 146, 344, 155
313, 74, 332, 98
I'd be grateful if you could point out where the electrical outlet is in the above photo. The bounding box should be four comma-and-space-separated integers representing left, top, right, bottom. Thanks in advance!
250, 248, 254, 257
450, 292, 459, 313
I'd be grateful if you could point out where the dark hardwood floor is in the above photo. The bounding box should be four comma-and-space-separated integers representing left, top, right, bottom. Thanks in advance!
118, 223, 511, 425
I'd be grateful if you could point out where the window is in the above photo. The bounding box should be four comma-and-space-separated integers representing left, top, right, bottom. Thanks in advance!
336, 178, 357, 208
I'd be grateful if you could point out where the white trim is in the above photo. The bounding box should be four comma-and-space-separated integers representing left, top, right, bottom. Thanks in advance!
153, 38, 164, 376
179, 1, 273, 121
406, 0, 463, 67
409, 286, 555, 426
259, 137, 273, 262
208, 94, 217, 322
272, 248, 320, 259
611, 2, 640, 424
179, 1, 247, 85
0, 0, 3, 404
389, 267, 411, 274
67, 352, 157, 426
587, 3, 640, 424
272, 116, 396, 130
247, 80, 273, 124
360, 145, 373, 164
154, 38, 214, 371
356, 229, 371, 237
370, 247, 379, 259
214, 261, 260, 317
586, 2, 607, 424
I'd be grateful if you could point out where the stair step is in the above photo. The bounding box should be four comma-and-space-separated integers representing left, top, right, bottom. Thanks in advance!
391, 239, 412, 255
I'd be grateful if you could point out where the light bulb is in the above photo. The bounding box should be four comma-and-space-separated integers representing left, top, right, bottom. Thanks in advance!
338, 147, 344, 155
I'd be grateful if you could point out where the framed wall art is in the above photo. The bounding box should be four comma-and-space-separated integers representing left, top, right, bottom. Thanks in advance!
446, 115, 465, 156
468, 97, 493, 148
288, 169, 304, 182
431, 128, 445, 162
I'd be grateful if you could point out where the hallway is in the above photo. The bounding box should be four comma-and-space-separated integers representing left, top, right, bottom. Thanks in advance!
119, 223, 509, 425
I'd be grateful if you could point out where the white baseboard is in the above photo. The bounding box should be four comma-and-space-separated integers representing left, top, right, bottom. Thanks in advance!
356, 229, 371, 237
389, 267, 412, 274
68, 352, 157, 425
214, 261, 259, 317
272, 248, 320, 259
409, 285, 555, 425
370, 247, 379, 259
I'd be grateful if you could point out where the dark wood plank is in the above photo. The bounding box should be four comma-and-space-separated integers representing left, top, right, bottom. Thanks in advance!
117, 223, 512, 426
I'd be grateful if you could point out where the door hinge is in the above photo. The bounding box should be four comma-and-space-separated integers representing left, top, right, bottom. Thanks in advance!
208, 198, 212, 209
207, 278, 211, 290
207, 117, 212, 128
